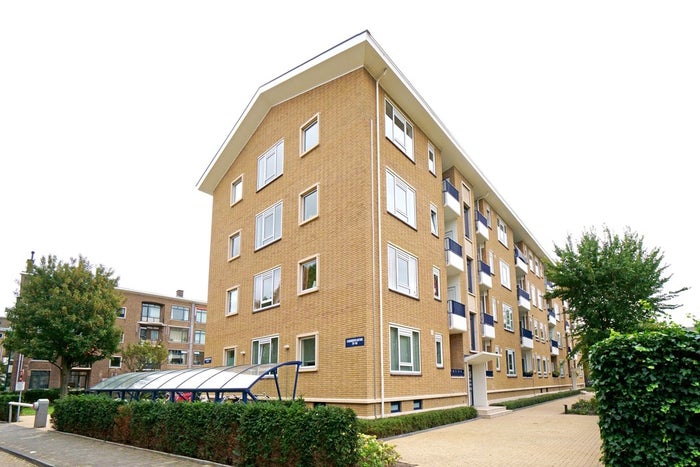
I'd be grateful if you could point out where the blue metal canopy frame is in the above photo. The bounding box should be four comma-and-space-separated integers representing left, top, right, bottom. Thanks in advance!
90, 361, 302, 403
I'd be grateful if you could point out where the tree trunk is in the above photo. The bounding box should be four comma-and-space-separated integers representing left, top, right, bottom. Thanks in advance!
59, 359, 72, 397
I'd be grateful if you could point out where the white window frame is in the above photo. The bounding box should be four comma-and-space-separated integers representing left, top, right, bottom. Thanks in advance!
256, 139, 284, 190
435, 333, 444, 368
223, 346, 237, 366
492, 297, 498, 322
503, 303, 514, 331
229, 230, 241, 260
253, 266, 281, 311
497, 217, 508, 247
499, 260, 511, 289
109, 356, 122, 368
255, 201, 283, 250
299, 184, 319, 225
387, 244, 418, 298
169, 327, 189, 343
386, 169, 416, 228
226, 286, 239, 316
195, 307, 207, 324
390, 324, 421, 374
252, 335, 279, 365
298, 255, 319, 294
297, 333, 318, 371
432, 266, 441, 300
506, 349, 517, 376
231, 176, 243, 205
495, 346, 501, 371
427, 143, 436, 175
300, 114, 319, 155
385, 100, 414, 160
117, 307, 126, 319
429, 203, 439, 236
168, 349, 187, 366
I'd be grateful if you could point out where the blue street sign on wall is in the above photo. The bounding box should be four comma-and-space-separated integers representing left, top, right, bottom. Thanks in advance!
345, 336, 365, 348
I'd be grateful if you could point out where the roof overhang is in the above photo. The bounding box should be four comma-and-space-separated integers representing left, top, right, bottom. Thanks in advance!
465, 352, 500, 365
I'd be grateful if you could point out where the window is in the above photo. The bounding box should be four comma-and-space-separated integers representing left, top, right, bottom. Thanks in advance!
231, 176, 243, 205
109, 356, 122, 368
495, 346, 501, 371
195, 307, 207, 323
503, 303, 514, 331
463, 204, 471, 239
193, 351, 204, 366
169, 327, 189, 343
432, 266, 441, 300
492, 297, 498, 321
226, 287, 239, 316
506, 349, 517, 376
497, 217, 508, 246
435, 333, 444, 368
427, 143, 436, 174
429, 204, 438, 236
390, 325, 421, 373
141, 303, 162, 323
499, 260, 511, 289
224, 347, 236, 366
255, 201, 283, 250
254, 266, 281, 311
300, 185, 318, 224
140, 327, 160, 342
537, 356, 542, 376
168, 350, 187, 366
257, 140, 284, 190
229, 231, 241, 259
298, 334, 317, 369
194, 330, 205, 345
29, 370, 50, 389
299, 256, 318, 294
252, 335, 279, 365
120, 331, 124, 343
116, 307, 126, 319
171, 305, 189, 321
386, 169, 416, 228
301, 115, 319, 154
385, 100, 414, 160
387, 244, 418, 298
390, 401, 401, 413
467, 258, 474, 295
414, 400, 423, 410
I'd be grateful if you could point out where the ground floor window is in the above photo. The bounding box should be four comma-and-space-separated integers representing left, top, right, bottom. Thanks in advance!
109, 356, 122, 368
252, 335, 279, 364
29, 370, 50, 389
298, 334, 317, 370
193, 351, 204, 366
506, 349, 516, 376
168, 350, 187, 365
390, 325, 421, 373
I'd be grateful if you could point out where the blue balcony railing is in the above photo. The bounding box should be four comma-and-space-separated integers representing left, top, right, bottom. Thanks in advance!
517, 287, 530, 301
479, 261, 491, 275
551, 339, 559, 349
520, 328, 533, 339
486, 370, 494, 377
442, 179, 458, 199
447, 300, 466, 318
444, 237, 463, 257
514, 246, 527, 264
483, 313, 494, 326
548, 308, 556, 320
476, 210, 488, 227
451, 368, 465, 377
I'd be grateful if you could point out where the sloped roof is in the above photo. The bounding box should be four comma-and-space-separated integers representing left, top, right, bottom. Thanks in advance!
197, 30, 553, 262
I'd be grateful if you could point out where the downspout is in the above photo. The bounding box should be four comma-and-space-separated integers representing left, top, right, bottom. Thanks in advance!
375, 68, 387, 418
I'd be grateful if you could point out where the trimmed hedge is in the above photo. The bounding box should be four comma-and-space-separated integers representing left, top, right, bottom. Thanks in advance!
590, 327, 700, 466
492, 389, 582, 410
51, 395, 359, 466
0, 393, 20, 422
357, 406, 477, 438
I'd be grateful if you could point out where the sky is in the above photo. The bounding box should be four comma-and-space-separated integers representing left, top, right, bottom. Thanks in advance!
1, 1, 698, 325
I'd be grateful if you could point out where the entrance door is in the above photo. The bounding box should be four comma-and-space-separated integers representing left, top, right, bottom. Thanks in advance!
468, 364, 474, 406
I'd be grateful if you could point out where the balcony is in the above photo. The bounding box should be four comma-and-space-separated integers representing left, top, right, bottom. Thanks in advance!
442, 179, 460, 219
551, 340, 560, 356
520, 328, 534, 349
445, 237, 464, 273
478, 261, 492, 290
482, 313, 495, 339
548, 308, 557, 327
565, 320, 571, 335
448, 300, 467, 334
514, 247, 528, 277
475, 211, 489, 242
517, 287, 531, 311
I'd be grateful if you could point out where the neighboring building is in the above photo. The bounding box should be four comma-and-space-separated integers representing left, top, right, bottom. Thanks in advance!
6, 279, 207, 391
196, 30, 584, 417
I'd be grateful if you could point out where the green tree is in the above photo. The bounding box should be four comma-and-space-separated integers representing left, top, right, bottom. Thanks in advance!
545, 226, 686, 361
4, 255, 122, 396
121, 340, 168, 372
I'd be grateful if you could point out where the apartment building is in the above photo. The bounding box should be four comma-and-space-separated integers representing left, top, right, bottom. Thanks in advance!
197, 31, 583, 417
5, 284, 207, 391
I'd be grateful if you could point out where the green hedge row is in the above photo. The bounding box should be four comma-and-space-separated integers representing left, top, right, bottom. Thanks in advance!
0, 393, 20, 422
590, 327, 700, 466
52, 395, 359, 466
492, 389, 582, 410
357, 406, 477, 438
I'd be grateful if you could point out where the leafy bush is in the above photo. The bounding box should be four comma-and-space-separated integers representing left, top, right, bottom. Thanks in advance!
357, 406, 477, 438
51, 394, 123, 438
590, 327, 700, 466
357, 433, 400, 467
492, 389, 582, 410
568, 397, 597, 415
0, 393, 20, 422
21, 388, 61, 403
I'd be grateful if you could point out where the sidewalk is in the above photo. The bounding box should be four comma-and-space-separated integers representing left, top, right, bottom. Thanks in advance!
389, 394, 602, 467
1, 394, 602, 466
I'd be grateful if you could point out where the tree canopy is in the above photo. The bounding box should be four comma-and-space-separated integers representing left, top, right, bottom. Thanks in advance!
545, 226, 686, 359
5, 255, 122, 396
121, 340, 168, 372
